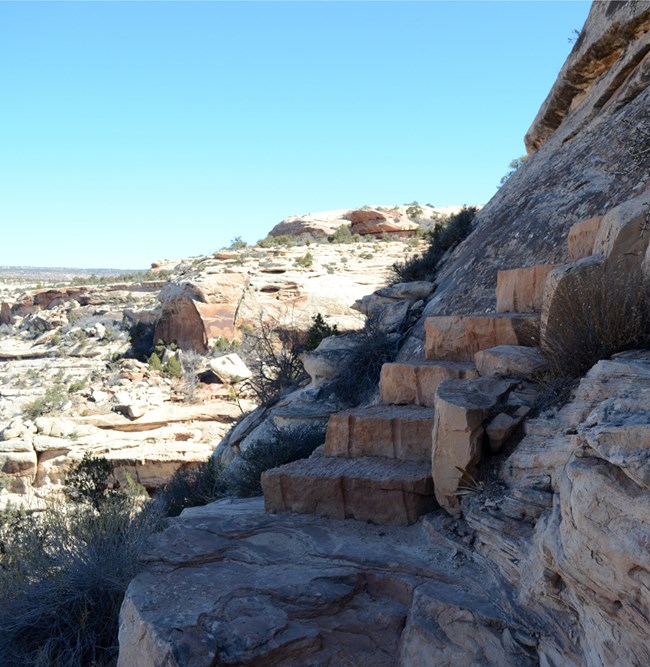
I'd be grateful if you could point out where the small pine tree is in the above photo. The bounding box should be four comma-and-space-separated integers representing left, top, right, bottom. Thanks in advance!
305, 313, 339, 351
148, 352, 163, 372
165, 355, 183, 378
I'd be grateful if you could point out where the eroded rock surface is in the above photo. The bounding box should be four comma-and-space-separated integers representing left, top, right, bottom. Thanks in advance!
118, 498, 540, 667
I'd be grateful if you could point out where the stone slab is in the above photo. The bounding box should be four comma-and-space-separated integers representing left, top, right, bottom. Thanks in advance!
380, 360, 478, 408
496, 264, 557, 314
325, 404, 435, 462
262, 455, 436, 526
425, 314, 540, 362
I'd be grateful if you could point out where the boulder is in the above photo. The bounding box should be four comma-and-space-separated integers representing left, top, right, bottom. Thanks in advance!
209, 353, 252, 384
432, 377, 514, 517
300, 335, 359, 387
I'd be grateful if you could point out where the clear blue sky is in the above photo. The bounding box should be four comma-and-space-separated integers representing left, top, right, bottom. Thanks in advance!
0, 1, 591, 269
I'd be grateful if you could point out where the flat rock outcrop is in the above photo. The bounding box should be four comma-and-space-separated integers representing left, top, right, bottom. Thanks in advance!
118, 498, 540, 667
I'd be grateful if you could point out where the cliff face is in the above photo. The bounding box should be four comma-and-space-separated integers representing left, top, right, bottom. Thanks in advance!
402, 0, 650, 358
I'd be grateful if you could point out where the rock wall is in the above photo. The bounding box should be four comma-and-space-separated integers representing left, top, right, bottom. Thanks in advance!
401, 0, 650, 358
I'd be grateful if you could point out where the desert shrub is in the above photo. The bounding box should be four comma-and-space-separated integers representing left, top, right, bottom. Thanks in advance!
23, 384, 69, 420
257, 234, 299, 248
240, 317, 308, 406
391, 205, 478, 284
498, 155, 529, 188
0, 496, 162, 667
328, 224, 361, 244
543, 260, 648, 378
331, 322, 400, 407
148, 351, 163, 371
164, 354, 183, 378
229, 236, 247, 249
157, 457, 227, 517
295, 252, 314, 268
304, 313, 339, 351
64, 453, 121, 510
405, 201, 424, 220
225, 422, 326, 497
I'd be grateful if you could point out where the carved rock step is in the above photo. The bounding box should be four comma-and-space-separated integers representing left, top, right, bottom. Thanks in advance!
496, 264, 557, 314
325, 404, 435, 462
425, 313, 540, 362
380, 360, 478, 408
262, 455, 436, 526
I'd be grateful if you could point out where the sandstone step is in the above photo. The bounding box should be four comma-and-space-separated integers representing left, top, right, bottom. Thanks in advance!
496, 264, 557, 314
567, 215, 603, 260
425, 313, 540, 362
380, 360, 478, 408
262, 455, 436, 526
325, 404, 435, 462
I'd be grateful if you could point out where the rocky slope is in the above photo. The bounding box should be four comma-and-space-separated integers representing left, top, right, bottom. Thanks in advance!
118, 3, 650, 666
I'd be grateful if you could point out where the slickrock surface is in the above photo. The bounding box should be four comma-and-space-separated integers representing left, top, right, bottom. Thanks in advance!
154, 239, 427, 352
118, 498, 539, 667
463, 351, 650, 666
324, 404, 435, 462
262, 455, 436, 525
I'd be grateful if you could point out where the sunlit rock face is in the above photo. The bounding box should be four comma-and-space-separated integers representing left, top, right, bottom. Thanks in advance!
400, 0, 650, 359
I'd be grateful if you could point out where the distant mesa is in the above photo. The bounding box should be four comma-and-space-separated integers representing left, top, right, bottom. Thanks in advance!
268, 205, 467, 239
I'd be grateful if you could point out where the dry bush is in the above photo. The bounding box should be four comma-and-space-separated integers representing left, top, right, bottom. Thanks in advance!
239, 316, 308, 406
157, 457, 227, 518
543, 261, 648, 378
330, 321, 400, 407
225, 421, 327, 498
0, 497, 162, 667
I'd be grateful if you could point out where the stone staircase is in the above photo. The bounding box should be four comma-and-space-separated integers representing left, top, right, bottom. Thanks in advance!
262, 265, 550, 525
262, 211, 614, 527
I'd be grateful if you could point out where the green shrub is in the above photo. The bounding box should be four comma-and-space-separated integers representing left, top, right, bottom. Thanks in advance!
295, 252, 314, 268
64, 453, 121, 510
405, 202, 424, 220
229, 236, 247, 249
148, 351, 163, 372
391, 206, 478, 284
328, 224, 355, 244
257, 234, 298, 248
23, 384, 69, 420
225, 422, 326, 497
304, 313, 339, 351
164, 354, 183, 378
